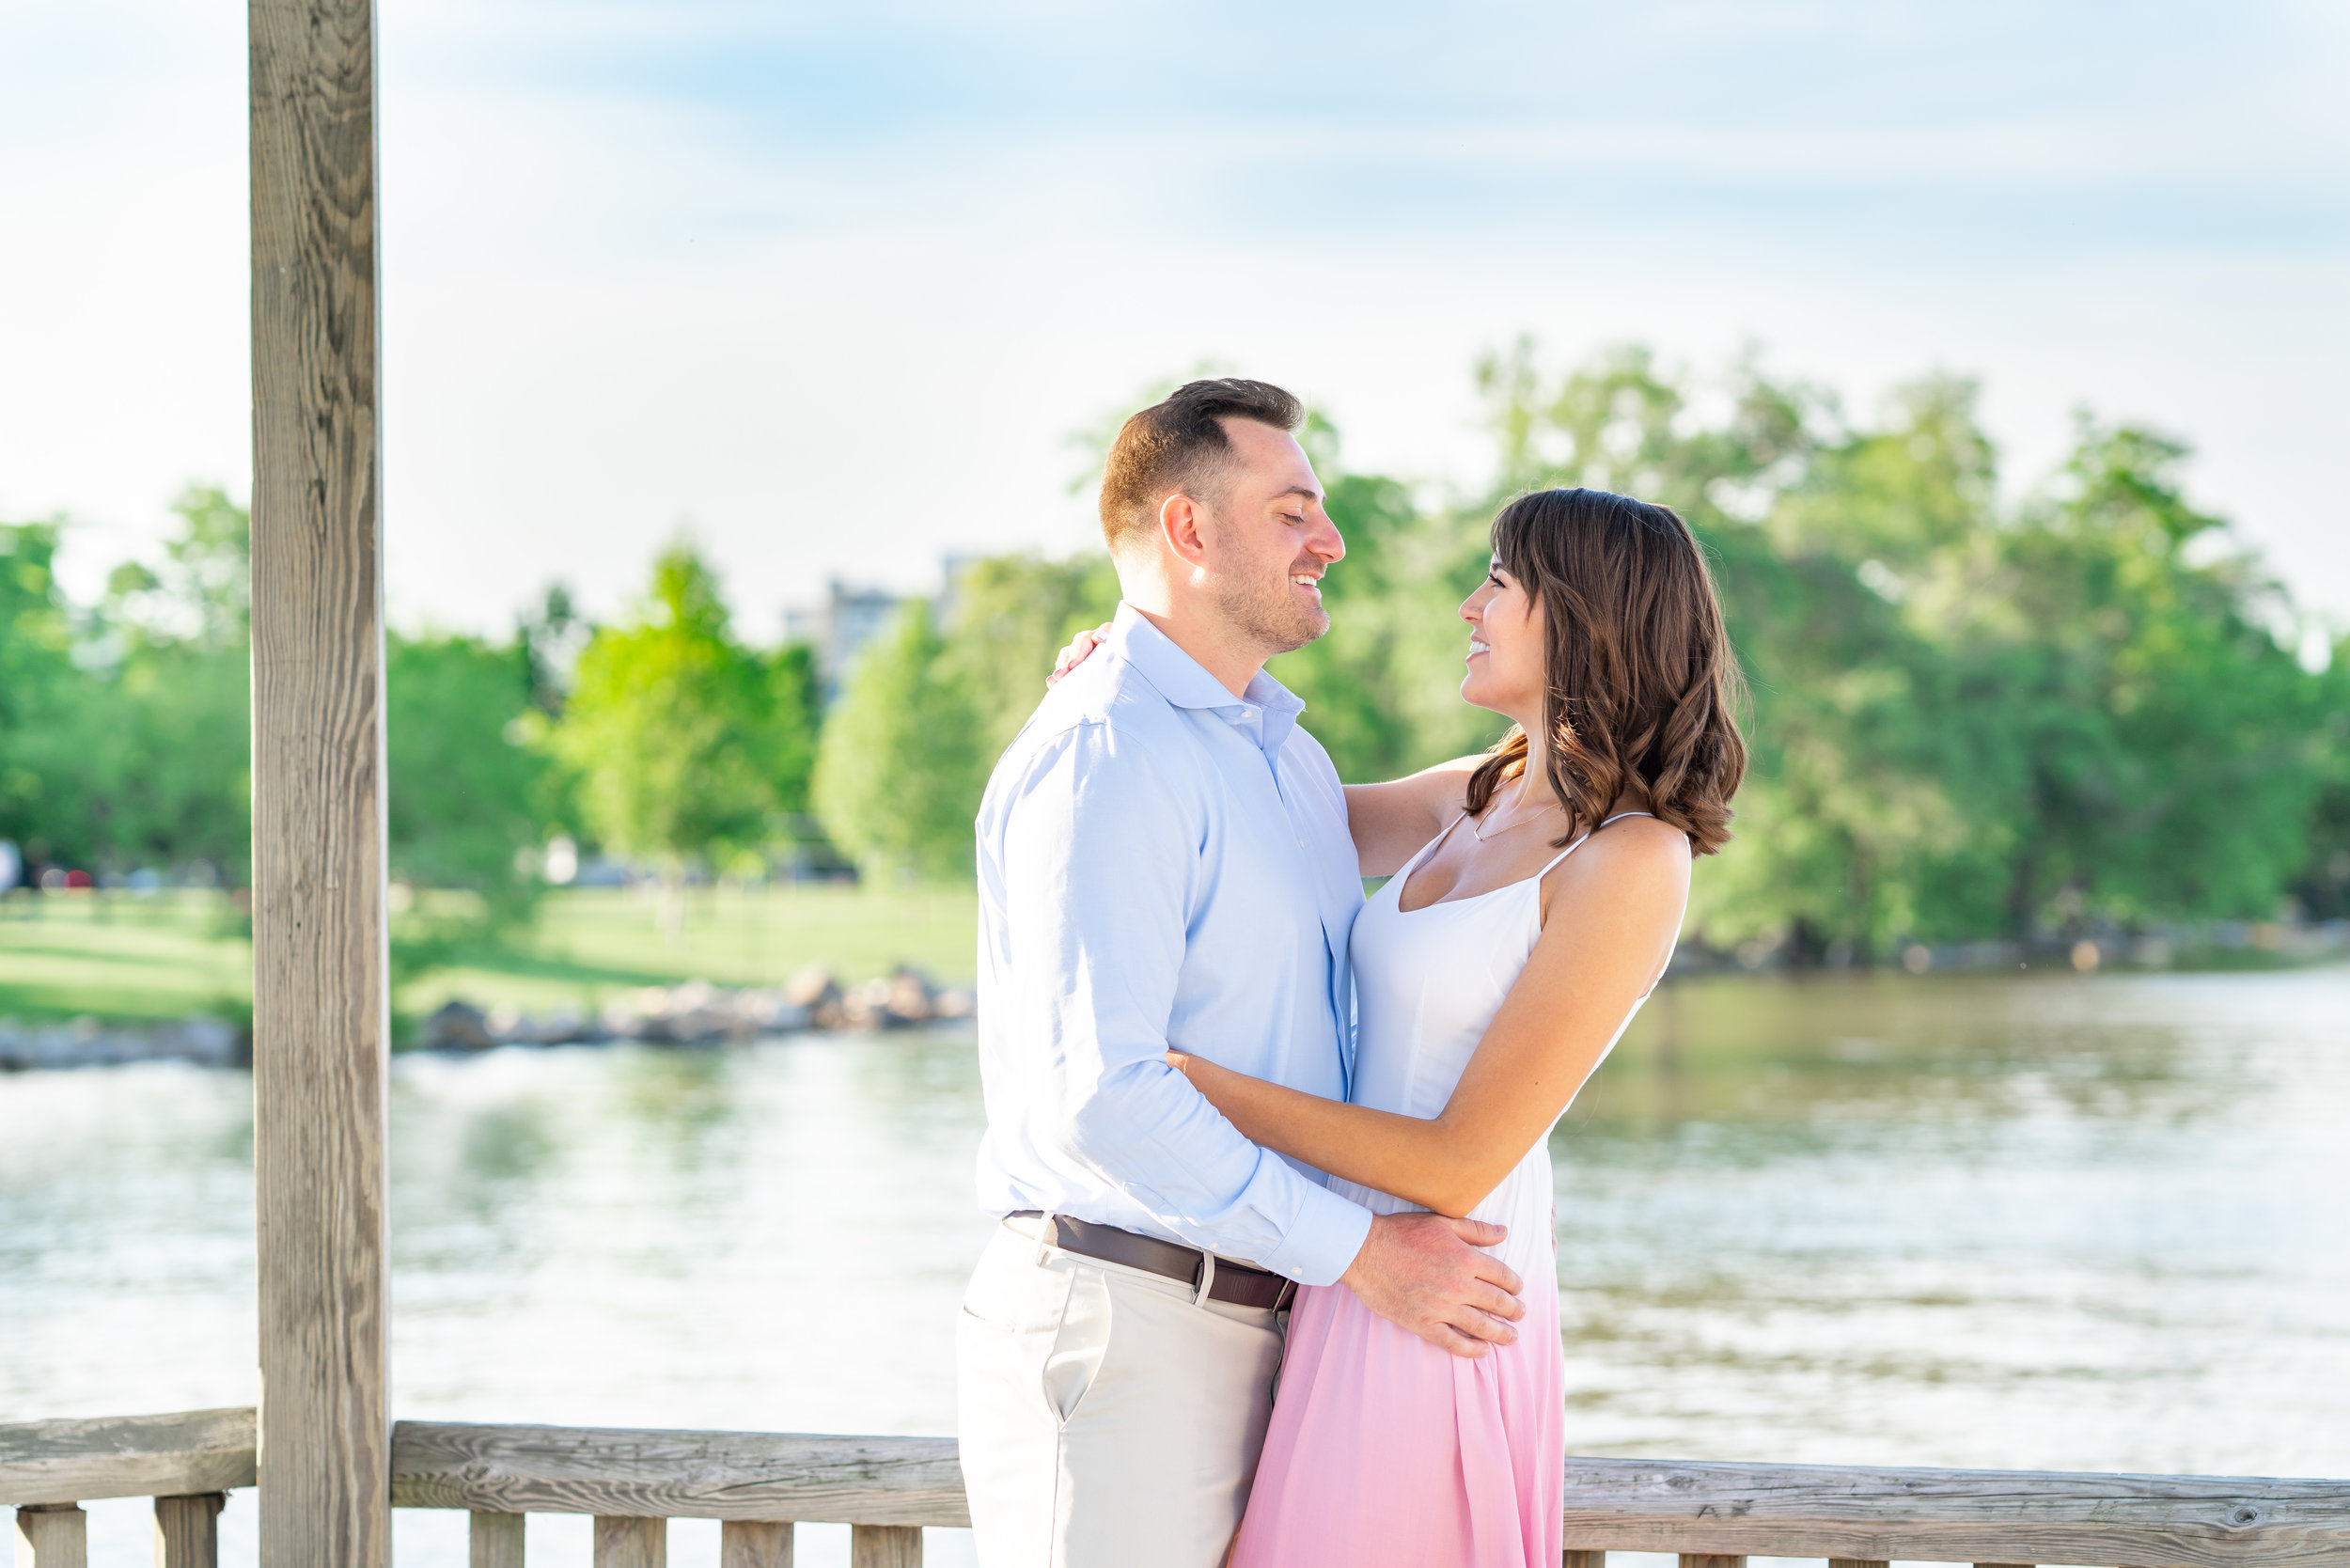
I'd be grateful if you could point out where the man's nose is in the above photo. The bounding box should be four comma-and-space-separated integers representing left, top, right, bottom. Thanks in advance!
1309, 512, 1345, 563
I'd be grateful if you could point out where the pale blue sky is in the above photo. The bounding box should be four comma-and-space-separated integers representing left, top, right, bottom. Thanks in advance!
3, 0, 2344, 632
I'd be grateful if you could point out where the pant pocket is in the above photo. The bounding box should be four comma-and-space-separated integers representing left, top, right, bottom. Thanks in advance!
1042, 1265, 1111, 1425
961, 1232, 1076, 1333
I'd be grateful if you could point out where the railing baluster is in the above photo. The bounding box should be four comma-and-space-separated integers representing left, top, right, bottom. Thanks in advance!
848, 1523, 921, 1568
1829, 1560, 1889, 1568
470, 1511, 525, 1568
593, 1516, 666, 1568
13, 1504, 88, 1568
1974, 1562, 2035, 1567
720, 1521, 793, 1568
1563, 1553, 1606, 1567
1679, 1557, 1745, 1568
153, 1493, 226, 1568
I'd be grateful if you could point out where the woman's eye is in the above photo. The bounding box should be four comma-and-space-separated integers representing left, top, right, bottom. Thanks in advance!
1487, 572, 1504, 588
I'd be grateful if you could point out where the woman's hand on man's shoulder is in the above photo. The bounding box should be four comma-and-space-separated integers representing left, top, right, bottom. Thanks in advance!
1045, 622, 1116, 689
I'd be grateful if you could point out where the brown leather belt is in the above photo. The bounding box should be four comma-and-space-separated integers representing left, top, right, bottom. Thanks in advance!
1007, 1211, 1298, 1311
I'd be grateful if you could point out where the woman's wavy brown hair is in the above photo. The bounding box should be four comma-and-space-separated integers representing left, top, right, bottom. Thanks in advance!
1465, 488, 1747, 855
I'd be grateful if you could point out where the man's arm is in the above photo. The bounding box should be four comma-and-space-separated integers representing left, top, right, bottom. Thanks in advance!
1001, 724, 1525, 1353
1001, 724, 1371, 1283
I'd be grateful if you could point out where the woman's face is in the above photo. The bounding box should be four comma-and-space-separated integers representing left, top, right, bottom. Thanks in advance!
1460, 554, 1544, 720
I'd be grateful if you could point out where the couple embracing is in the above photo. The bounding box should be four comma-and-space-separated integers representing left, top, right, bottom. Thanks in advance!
956, 379, 1747, 1567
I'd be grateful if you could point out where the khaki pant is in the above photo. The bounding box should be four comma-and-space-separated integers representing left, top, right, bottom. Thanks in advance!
955, 1220, 1285, 1568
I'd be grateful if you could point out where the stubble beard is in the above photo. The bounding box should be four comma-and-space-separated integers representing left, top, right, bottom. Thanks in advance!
1214, 568, 1329, 659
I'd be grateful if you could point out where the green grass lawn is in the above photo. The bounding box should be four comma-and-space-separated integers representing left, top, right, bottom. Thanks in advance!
0, 885, 979, 1028
0, 890, 254, 1025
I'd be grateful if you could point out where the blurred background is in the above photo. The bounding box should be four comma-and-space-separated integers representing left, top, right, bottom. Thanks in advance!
4, 4, 2348, 1565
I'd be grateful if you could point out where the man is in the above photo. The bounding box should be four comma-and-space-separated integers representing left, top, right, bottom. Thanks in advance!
957, 379, 1526, 1566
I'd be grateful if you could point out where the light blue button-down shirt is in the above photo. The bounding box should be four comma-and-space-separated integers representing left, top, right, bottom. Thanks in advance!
971, 603, 1375, 1286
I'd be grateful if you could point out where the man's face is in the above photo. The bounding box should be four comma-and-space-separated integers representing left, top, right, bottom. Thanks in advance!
1194, 417, 1345, 657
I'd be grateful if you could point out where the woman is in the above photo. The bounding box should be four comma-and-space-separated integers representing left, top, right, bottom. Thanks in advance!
1058, 485, 1747, 1566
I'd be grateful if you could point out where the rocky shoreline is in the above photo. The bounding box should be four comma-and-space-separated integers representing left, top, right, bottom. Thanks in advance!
417, 964, 976, 1049
0, 1015, 248, 1072
1, 964, 977, 1072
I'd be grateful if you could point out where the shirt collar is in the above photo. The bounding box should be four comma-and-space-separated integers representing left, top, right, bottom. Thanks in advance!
1108, 603, 1307, 753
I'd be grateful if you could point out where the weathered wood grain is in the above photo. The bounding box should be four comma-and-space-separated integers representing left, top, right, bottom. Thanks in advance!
594, 1516, 665, 1568
247, 0, 389, 1567
1557, 1456, 2350, 1566
390, 1424, 970, 1529
849, 1525, 920, 1568
1561, 1553, 1606, 1568
1678, 1555, 1744, 1568
721, 1521, 793, 1568
0, 1412, 256, 1508
154, 1493, 226, 1568
469, 1512, 525, 1568
1827, 1558, 1889, 1568
13, 1504, 86, 1568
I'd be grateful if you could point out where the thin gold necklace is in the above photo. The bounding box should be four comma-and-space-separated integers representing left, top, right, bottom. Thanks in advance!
1471, 775, 1553, 841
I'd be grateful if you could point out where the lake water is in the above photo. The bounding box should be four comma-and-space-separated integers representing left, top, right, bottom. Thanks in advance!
6, 965, 2348, 1566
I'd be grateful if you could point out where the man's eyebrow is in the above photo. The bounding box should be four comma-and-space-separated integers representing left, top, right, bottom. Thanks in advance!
1272, 485, 1323, 504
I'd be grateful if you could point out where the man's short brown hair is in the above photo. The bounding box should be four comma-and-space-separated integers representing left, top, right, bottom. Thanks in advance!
1098, 378, 1304, 552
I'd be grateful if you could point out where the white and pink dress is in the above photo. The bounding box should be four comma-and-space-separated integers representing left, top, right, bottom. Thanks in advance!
1231, 813, 1668, 1568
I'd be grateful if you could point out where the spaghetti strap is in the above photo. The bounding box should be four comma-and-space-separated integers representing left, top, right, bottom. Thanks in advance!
1533, 810, 1658, 880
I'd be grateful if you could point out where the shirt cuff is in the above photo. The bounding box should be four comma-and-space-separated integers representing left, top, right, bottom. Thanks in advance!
1255, 1179, 1375, 1288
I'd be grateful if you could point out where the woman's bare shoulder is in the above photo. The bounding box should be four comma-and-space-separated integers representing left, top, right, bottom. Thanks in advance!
1547, 813, 1692, 902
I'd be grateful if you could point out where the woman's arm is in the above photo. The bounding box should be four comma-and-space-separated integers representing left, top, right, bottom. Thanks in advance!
1174, 821, 1690, 1216
1343, 756, 1484, 877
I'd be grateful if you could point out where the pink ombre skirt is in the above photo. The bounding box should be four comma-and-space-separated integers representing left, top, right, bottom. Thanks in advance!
1230, 1278, 1564, 1568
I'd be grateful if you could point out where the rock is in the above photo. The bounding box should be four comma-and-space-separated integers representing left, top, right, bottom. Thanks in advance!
886, 966, 935, 1024
423, 999, 497, 1051
729, 988, 808, 1037
784, 963, 840, 1011
601, 986, 673, 1041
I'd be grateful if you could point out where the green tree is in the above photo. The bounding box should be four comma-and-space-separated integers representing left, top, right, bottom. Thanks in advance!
941, 552, 1120, 760
386, 631, 553, 922
1966, 422, 2332, 932
813, 600, 989, 882
0, 518, 100, 875
551, 541, 809, 886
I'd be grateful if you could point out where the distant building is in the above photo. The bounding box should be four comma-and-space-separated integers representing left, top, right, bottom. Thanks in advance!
784, 578, 913, 703
782, 560, 979, 704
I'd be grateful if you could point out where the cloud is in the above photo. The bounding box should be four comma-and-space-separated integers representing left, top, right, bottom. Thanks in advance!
3, 0, 2344, 631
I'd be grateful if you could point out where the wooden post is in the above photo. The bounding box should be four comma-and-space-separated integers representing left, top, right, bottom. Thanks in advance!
13, 1505, 86, 1568
1561, 1554, 1606, 1568
849, 1525, 921, 1568
247, 2, 388, 1568
721, 1521, 793, 1568
1677, 1558, 1744, 1568
470, 1512, 525, 1568
1827, 1560, 1889, 1568
154, 1494, 226, 1568
594, 1517, 666, 1568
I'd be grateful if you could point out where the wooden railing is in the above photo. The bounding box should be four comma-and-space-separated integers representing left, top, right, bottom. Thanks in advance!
9, 1408, 2350, 1567
0, 1409, 251, 1568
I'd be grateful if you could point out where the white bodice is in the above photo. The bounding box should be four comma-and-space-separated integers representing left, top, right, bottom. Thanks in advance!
1333, 815, 1660, 1283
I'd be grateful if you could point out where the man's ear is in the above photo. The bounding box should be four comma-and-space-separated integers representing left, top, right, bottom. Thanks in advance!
1157, 493, 1211, 568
